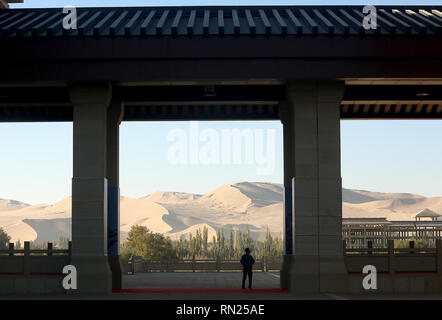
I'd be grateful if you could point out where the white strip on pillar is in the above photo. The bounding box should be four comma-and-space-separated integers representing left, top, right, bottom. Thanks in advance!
69, 82, 112, 295
107, 101, 124, 290
279, 101, 295, 289
287, 80, 348, 294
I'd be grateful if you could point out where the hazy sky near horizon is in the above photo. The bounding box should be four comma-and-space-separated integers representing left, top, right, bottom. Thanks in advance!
3, 0, 442, 204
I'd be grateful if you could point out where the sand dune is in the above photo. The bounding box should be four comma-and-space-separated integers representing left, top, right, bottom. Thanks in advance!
23, 218, 71, 244
2, 220, 37, 243
342, 189, 425, 204
166, 223, 218, 241
0, 199, 29, 212
343, 196, 442, 220
120, 196, 172, 234
197, 184, 252, 213
1, 182, 441, 244
144, 191, 202, 203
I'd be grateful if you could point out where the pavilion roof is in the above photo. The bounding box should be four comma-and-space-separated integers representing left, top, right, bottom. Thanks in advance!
415, 208, 442, 218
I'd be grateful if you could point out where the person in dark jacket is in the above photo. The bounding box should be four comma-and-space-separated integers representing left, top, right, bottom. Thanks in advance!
240, 248, 255, 289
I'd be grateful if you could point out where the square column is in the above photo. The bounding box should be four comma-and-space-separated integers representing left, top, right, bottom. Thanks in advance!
279, 101, 295, 289
69, 82, 112, 294
107, 101, 124, 290
287, 80, 348, 294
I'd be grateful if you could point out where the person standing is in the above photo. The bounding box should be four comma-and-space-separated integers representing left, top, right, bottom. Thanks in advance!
240, 248, 255, 289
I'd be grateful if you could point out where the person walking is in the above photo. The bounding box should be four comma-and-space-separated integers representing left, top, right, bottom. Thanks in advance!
240, 248, 255, 289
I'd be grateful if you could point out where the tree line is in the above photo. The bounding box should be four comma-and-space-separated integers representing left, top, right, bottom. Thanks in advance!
0, 228, 70, 250
1, 225, 283, 261
121, 225, 283, 263
0, 227, 10, 250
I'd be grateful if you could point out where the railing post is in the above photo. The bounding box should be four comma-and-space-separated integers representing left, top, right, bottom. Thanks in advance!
24, 241, 30, 277
131, 256, 135, 275
192, 256, 195, 273
388, 240, 394, 275
47, 242, 53, 256
68, 241, 72, 257
8, 243, 14, 256
342, 239, 347, 253
367, 241, 373, 255
409, 240, 415, 254
436, 239, 442, 275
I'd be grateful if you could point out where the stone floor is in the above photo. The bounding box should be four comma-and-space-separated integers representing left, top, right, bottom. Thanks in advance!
2, 272, 442, 300
124, 272, 281, 290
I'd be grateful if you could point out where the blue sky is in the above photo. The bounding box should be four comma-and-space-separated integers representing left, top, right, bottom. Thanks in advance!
1, 120, 442, 205
3, 1, 442, 204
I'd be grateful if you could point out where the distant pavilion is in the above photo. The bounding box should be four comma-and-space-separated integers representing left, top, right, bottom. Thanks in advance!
343, 213, 442, 248
415, 208, 442, 221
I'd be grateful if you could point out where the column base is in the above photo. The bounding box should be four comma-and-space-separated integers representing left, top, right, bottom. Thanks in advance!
108, 255, 124, 290
289, 255, 320, 294
319, 255, 349, 293
280, 255, 294, 289
69, 255, 112, 295
289, 255, 348, 294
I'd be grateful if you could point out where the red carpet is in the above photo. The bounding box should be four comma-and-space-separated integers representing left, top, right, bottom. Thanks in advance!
113, 288, 288, 293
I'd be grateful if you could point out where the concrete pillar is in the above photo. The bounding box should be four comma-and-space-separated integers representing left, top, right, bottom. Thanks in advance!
287, 80, 348, 294
69, 82, 112, 294
107, 101, 124, 290
279, 101, 295, 289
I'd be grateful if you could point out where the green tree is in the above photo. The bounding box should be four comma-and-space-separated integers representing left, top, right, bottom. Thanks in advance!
242, 225, 253, 252
395, 238, 432, 248
263, 226, 272, 258
168, 225, 284, 260
189, 233, 197, 258
219, 229, 226, 259
126, 225, 176, 261
235, 229, 243, 258
202, 226, 208, 256
57, 236, 70, 249
30, 240, 48, 249
228, 226, 234, 258
120, 242, 134, 264
0, 227, 11, 250
210, 235, 218, 258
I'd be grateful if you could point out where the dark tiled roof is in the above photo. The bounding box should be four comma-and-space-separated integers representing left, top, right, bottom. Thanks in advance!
1, 6, 442, 37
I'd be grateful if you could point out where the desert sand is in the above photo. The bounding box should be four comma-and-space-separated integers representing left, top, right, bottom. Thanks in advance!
1, 182, 441, 244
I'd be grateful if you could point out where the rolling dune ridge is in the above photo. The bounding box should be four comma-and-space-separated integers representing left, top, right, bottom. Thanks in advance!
1, 182, 440, 244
